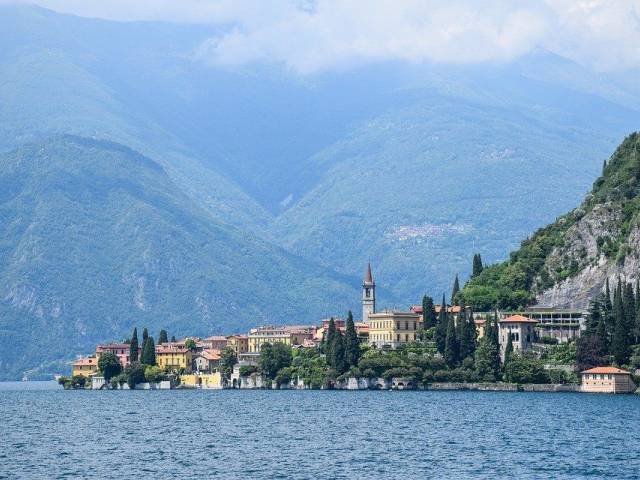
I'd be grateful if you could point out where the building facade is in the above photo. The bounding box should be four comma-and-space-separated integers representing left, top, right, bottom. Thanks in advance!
155, 344, 193, 373
367, 311, 420, 349
581, 367, 637, 393
96, 343, 137, 368
227, 335, 249, 354
72, 356, 98, 377
498, 315, 538, 361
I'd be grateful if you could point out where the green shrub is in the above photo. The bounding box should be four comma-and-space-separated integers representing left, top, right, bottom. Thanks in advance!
239, 365, 258, 377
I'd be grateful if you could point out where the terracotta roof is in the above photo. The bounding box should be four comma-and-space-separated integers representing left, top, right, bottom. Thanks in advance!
73, 356, 97, 366
96, 343, 129, 350
581, 366, 631, 375
474, 319, 486, 325
156, 344, 189, 354
204, 336, 227, 342
200, 349, 221, 361
499, 314, 538, 323
364, 263, 373, 284
434, 305, 463, 314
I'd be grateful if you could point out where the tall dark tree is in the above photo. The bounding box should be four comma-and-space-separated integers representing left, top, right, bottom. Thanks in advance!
422, 295, 437, 329
586, 296, 602, 336
451, 275, 460, 305
576, 335, 606, 372
623, 282, 636, 333
474, 332, 500, 381
612, 281, 630, 366
98, 352, 122, 382
635, 279, 640, 344
444, 315, 459, 368
325, 318, 337, 359
504, 332, 514, 366
434, 295, 448, 355
129, 327, 139, 363
472, 254, 483, 278
170, 335, 177, 343
330, 331, 347, 374
141, 336, 156, 365
142, 328, 149, 344
158, 329, 168, 345
343, 311, 360, 368
456, 310, 472, 361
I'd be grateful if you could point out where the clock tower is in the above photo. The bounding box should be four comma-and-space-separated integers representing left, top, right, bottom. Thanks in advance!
362, 263, 376, 323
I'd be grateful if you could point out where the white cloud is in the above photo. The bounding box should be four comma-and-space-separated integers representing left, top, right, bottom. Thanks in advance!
7, 0, 640, 73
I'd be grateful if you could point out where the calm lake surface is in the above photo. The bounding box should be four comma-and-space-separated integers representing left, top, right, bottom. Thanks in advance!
1, 383, 639, 479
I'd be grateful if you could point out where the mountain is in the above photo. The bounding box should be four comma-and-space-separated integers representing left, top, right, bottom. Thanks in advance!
1, 6, 640, 377
462, 133, 640, 310
0, 136, 361, 380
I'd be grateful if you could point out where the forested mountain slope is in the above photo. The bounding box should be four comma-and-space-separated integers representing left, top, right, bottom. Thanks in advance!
462, 133, 640, 310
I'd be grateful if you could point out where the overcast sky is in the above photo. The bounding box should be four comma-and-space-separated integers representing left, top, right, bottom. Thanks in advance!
6, 0, 640, 74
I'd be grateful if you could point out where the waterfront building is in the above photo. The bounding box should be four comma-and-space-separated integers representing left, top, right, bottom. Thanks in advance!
581, 367, 637, 394
96, 343, 136, 367
194, 349, 221, 373
247, 326, 314, 353
72, 356, 98, 377
512, 308, 586, 343
498, 315, 538, 361
367, 310, 420, 349
227, 334, 249, 354
362, 263, 376, 323
202, 335, 228, 350
156, 344, 193, 373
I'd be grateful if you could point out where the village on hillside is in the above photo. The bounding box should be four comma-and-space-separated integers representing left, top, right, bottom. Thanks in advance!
61, 263, 639, 394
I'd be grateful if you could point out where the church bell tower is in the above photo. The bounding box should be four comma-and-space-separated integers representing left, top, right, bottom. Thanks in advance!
362, 263, 376, 323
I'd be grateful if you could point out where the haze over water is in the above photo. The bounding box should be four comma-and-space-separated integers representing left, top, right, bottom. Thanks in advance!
1, 384, 639, 479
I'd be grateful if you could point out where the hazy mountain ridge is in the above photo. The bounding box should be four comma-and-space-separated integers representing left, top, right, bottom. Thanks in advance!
0, 136, 361, 379
1, 5, 640, 378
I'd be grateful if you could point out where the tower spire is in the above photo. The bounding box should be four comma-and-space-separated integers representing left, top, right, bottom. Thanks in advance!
362, 263, 376, 323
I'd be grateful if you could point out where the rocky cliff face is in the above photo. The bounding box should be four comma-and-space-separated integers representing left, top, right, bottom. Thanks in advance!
534, 205, 639, 308
462, 132, 640, 311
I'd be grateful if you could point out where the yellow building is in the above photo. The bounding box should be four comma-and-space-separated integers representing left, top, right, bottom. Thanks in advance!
180, 372, 222, 389
156, 344, 193, 373
366, 311, 421, 349
581, 367, 637, 394
72, 356, 98, 377
247, 326, 314, 353
227, 335, 249, 354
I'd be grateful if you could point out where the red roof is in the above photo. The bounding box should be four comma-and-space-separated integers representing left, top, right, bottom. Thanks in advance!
581, 366, 631, 375
199, 349, 221, 361
499, 314, 538, 323
73, 356, 97, 366
156, 344, 189, 354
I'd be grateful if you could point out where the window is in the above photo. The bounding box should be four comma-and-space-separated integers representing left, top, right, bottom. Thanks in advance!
405, 321, 408, 330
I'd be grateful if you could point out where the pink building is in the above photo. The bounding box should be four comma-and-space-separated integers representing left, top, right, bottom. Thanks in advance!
96, 343, 138, 367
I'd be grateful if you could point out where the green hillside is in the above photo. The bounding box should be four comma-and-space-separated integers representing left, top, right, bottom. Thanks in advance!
461, 132, 640, 310
0, 136, 359, 380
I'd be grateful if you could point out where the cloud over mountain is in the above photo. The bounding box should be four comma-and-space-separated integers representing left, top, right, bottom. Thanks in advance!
6, 0, 640, 73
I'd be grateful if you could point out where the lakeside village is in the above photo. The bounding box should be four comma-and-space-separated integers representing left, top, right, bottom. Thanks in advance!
60, 262, 640, 394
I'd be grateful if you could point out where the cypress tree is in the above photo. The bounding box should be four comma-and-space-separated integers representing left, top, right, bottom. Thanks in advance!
612, 282, 630, 366
586, 296, 602, 336
158, 329, 168, 345
451, 275, 460, 305
142, 328, 149, 344
141, 336, 156, 366
465, 309, 477, 359
444, 315, 459, 368
504, 332, 514, 366
325, 318, 337, 360
635, 280, 640, 344
170, 335, 176, 343
129, 327, 139, 363
456, 310, 470, 361
331, 330, 347, 374
472, 254, 483, 277
435, 295, 448, 355
343, 311, 360, 368
624, 282, 635, 333
422, 295, 437, 329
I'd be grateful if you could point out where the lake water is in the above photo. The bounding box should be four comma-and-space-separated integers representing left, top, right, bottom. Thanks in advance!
1, 383, 639, 479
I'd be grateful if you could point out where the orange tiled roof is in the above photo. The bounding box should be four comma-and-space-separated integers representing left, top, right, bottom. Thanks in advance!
73, 356, 97, 366
156, 344, 189, 354
200, 349, 221, 361
500, 314, 538, 323
581, 366, 631, 375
